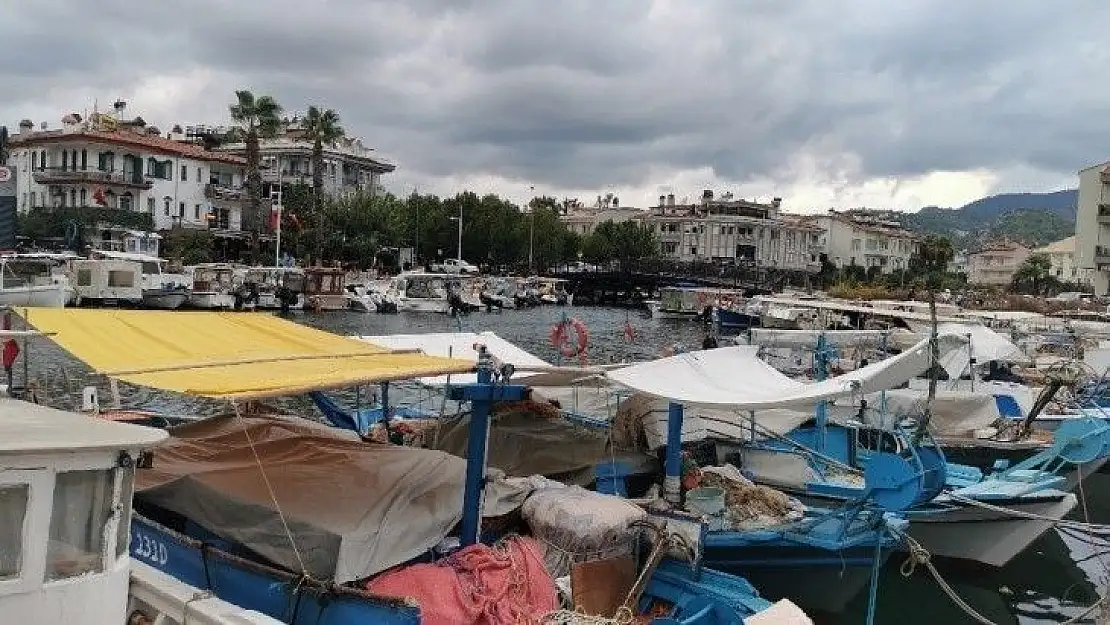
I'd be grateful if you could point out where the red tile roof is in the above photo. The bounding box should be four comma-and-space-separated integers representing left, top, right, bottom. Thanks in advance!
10, 129, 246, 166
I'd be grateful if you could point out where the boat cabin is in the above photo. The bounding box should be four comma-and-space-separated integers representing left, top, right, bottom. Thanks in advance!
70, 258, 143, 305
303, 267, 347, 311
0, 398, 165, 625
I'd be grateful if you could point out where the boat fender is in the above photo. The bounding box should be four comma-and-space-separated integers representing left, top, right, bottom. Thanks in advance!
550, 317, 589, 358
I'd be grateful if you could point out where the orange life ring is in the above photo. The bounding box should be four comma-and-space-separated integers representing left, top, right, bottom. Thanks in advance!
550, 317, 589, 358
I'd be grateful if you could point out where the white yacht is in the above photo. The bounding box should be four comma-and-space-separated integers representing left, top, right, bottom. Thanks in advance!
241, 266, 305, 311
0, 254, 77, 307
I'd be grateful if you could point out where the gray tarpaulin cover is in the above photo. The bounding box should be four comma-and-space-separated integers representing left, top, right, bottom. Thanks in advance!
432, 407, 609, 484
136, 414, 527, 583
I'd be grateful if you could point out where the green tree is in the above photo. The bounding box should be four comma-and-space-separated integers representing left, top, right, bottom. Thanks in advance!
909, 235, 955, 289
582, 220, 657, 268
1011, 253, 1054, 295
301, 106, 345, 262
229, 91, 283, 263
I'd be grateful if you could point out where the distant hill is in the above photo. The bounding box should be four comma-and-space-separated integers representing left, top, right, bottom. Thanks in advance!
900, 190, 1077, 249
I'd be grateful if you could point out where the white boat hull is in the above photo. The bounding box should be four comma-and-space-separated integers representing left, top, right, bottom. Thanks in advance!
398, 298, 449, 313
187, 292, 234, 309
142, 290, 189, 310
907, 493, 1077, 567
0, 284, 71, 307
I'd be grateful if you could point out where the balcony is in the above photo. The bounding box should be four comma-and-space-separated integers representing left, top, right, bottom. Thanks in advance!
205, 183, 247, 202
32, 167, 153, 190
1096, 246, 1110, 267
1099, 204, 1110, 224
259, 169, 312, 185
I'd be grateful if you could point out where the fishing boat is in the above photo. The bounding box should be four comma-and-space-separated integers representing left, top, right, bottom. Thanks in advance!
89, 250, 190, 310
0, 253, 76, 307
22, 309, 806, 625
608, 334, 1110, 569
304, 266, 349, 311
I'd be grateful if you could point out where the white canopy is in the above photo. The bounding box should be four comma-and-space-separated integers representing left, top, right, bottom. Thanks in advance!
356, 331, 602, 387
889, 323, 1030, 372
605, 334, 968, 409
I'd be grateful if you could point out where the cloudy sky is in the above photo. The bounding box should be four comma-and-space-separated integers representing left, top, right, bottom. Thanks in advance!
3, 0, 1107, 212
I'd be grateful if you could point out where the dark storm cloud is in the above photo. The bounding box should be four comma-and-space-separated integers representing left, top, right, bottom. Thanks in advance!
2, 0, 1108, 193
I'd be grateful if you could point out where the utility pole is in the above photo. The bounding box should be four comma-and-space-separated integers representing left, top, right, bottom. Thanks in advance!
528, 185, 535, 275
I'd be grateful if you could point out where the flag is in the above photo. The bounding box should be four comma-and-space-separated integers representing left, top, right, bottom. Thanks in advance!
2, 313, 17, 371
268, 205, 280, 231
92, 187, 107, 206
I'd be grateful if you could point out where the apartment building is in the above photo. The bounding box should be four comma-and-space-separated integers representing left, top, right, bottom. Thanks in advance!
813, 210, 920, 274
8, 107, 248, 253
198, 119, 395, 198
1034, 236, 1091, 285
640, 192, 821, 272
1075, 162, 1110, 294
966, 240, 1031, 286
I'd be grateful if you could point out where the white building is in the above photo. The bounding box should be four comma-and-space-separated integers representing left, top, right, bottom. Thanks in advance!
1075, 162, 1110, 294
640, 192, 821, 272
202, 119, 395, 198
813, 210, 920, 274
8, 110, 247, 253
561, 207, 646, 236
1034, 236, 1090, 286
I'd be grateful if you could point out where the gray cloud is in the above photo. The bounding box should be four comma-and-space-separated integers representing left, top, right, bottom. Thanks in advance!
1, 0, 1107, 206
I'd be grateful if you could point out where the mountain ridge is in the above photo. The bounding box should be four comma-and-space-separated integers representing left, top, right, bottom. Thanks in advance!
898, 189, 1077, 249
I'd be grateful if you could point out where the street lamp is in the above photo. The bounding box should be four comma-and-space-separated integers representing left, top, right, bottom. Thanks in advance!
448, 204, 462, 261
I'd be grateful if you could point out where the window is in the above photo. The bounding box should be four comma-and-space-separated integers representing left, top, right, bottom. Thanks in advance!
31, 152, 37, 170
39, 150, 46, 170
69, 189, 76, 207
30, 192, 36, 207
163, 197, 171, 216
107, 270, 135, 288
194, 204, 201, 220
81, 149, 87, 170
147, 197, 155, 213
61, 151, 68, 170
197, 167, 202, 183
79, 188, 86, 206
119, 192, 133, 211
0, 484, 29, 580
47, 469, 113, 581
179, 202, 185, 217
180, 165, 187, 181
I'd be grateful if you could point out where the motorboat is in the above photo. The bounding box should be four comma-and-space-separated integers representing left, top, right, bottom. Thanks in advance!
241, 266, 305, 311
185, 263, 239, 309
392, 272, 451, 313
0, 253, 76, 307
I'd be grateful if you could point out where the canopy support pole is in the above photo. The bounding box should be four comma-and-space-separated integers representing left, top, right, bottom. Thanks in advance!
664, 402, 684, 505
448, 345, 528, 547
813, 333, 831, 453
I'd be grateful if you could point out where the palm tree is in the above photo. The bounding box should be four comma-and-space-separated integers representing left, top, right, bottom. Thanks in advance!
301, 106, 344, 263
229, 90, 283, 263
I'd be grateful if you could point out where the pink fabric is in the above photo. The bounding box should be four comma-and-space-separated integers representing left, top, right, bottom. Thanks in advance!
365, 536, 558, 625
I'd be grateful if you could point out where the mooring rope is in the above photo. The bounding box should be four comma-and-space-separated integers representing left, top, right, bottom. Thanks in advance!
896, 530, 1104, 625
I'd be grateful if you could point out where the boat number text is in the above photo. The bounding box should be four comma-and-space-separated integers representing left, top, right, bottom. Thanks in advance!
132, 532, 168, 566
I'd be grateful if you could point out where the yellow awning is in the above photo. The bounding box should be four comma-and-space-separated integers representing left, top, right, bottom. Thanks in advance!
21, 308, 475, 400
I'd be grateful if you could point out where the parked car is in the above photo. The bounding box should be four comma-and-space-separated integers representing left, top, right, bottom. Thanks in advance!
431, 258, 480, 274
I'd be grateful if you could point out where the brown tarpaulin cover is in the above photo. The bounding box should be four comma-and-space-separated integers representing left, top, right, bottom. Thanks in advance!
136, 414, 523, 583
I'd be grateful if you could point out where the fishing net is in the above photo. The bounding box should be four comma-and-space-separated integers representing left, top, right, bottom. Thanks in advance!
694, 465, 805, 530
523, 485, 647, 578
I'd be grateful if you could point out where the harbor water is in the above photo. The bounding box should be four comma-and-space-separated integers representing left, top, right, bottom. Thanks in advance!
18, 305, 1110, 624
